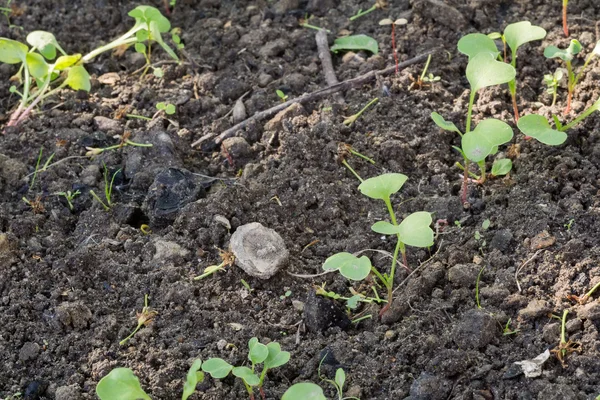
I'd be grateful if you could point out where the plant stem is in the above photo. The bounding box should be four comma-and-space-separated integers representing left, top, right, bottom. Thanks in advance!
349, 4, 377, 21
301, 23, 331, 33
419, 54, 432, 82
455, 162, 480, 179
351, 314, 372, 324
392, 24, 399, 74
565, 61, 574, 115
126, 114, 153, 121
90, 190, 110, 211
477, 160, 486, 184
82, 34, 138, 63
584, 281, 600, 301
563, 0, 569, 37
561, 103, 599, 131
344, 97, 379, 126
347, 148, 375, 164
341, 160, 363, 182
560, 309, 568, 345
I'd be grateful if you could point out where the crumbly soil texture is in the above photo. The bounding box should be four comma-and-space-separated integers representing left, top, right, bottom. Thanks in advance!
2, 0, 600, 399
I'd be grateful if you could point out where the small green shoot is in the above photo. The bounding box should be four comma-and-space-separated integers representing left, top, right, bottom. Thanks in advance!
491, 158, 512, 177
517, 96, 600, 145
1, 0, 22, 29
349, 0, 386, 21
567, 280, 600, 305
475, 265, 485, 308
55, 190, 81, 210
171, 27, 185, 50
550, 309, 580, 367
331, 34, 379, 55
336, 142, 375, 183
544, 69, 564, 107
193, 249, 235, 280
241, 279, 253, 292
156, 102, 176, 115
182, 360, 204, 400
379, 18, 407, 74
90, 165, 121, 211
343, 97, 378, 126
409, 54, 440, 90
276, 89, 288, 102
29, 147, 55, 190
564, 218, 574, 231
119, 294, 157, 346
96, 368, 151, 400
85, 138, 153, 157
300, 18, 331, 33
502, 318, 519, 335
318, 353, 360, 400
201, 338, 290, 400
315, 283, 385, 310
280, 290, 292, 300
544, 39, 600, 114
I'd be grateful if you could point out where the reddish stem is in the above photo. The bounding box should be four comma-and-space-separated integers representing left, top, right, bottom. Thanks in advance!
563, 3, 569, 37
564, 90, 573, 115
391, 25, 399, 74
511, 93, 520, 122
461, 166, 469, 207
259, 387, 265, 400
379, 302, 390, 318
163, 0, 171, 16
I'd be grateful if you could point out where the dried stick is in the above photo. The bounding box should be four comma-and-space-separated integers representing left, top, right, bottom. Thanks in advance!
191, 48, 440, 147
315, 29, 344, 105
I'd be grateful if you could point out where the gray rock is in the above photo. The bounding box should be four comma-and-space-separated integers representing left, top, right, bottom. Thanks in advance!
94, 116, 123, 134
536, 384, 577, 400
452, 309, 497, 349
577, 302, 600, 321
56, 302, 93, 330
447, 263, 480, 288
232, 99, 247, 123
80, 164, 101, 186
409, 372, 452, 400
284, 72, 308, 92
272, 0, 299, 14
222, 137, 252, 158
230, 222, 288, 279
153, 240, 189, 261
55, 384, 81, 400
489, 229, 513, 252
258, 73, 273, 87
519, 299, 552, 319
0, 154, 27, 187
543, 322, 560, 343
19, 342, 40, 361
259, 38, 289, 58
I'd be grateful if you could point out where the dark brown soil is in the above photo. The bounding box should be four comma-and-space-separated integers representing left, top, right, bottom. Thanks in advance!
2, 0, 600, 399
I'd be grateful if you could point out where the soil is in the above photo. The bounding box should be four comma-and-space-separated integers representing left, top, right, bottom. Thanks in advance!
2, 0, 600, 399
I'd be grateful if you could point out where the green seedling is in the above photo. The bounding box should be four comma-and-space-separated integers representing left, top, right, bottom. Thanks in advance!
90, 165, 121, 211
567, 280, 600, 305
336, 142, 375, 182
349, 0, 385, 21
486, 22, 546, 121
1, 0, 21, 29
194, 249, 235, 280
282, 383, 327, 400
544, 39, 600, 114
55, 190, 81, 210
29, 146, 55, 190
97, 359, 204, 400
201, 338, 290, 400
81, 6, 179, 70
331, 34, 379, 55
379, 18, 407, 74
432, 36, 516, 205
564, 218, 574, 231
502, 318, 520, 335
171, 28, 184, 50
474, 218, 490, 254
85, 138, 153, 157
550, 310, 580, 367
409, 54, 440, 90
318, 354, 360, 400
491, 158, 512, 177
544, 68, 564, 107
156, 101, 176, 115
517, 96, 600, 146
241, 279, 254, 292
562, 0, 569, 37
315, 283, 384, 310
1, 33, 90, 129
276, 89, 288, 102
280, 290, 292, 300
343, 97, 378, 126
324, 173, 434, 316
119, 294, 157, 346
22, 196, 45, 214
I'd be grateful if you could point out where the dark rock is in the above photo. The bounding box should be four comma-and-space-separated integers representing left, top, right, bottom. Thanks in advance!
258, 73, 273, 87
489, 229, 513, 252
448, 263, 480, 288
408, 372, 452, 400
380, 297, 410, 325
143, 168, 205, 228
214, 77, 248, 103
542, 322, 560, 343
0, 154, 27, 187
304, 292, 350, 332
284, 72, 308, 92
221, 137, 252, 159
536, 384, 577, 400
452, 309, 497, 349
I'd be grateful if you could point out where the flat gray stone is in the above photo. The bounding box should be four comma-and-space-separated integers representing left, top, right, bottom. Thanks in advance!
230, 222, 288, 279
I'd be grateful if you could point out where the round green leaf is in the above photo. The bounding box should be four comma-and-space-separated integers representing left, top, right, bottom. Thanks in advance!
96, 368, 152, 400
248, 338, 268, 364
232, 367, 260, 386
371, 220, 401, 235
467, 52, 516, 93
64, 65, 91, 91
462, 130, 494, 162
201, 358, 233, 379
431, 112, 462, 135
26, 31, 65, 59
457, 33, 499, 59
346, 295, 361, 309
358, 173, 408, 200
182, 360, 203, 400
0, 38, 28, 64
54, 54, 81, 70
282, 383, 327, 400
128, 6, 171, 33
517, 114, 567, 146
397, 211, 434, 248
335, 368, 346, 391
473, 118, 513, 147
504, 21, 546, 53
491, 158, 512, 176
26, 53, 49, 79
135, 42, 147, 54
322, 252, 371, 281
165, 104, 176, 114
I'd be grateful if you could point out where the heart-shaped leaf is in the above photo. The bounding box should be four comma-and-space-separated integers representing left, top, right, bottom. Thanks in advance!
64, 65, 91, 91
457, 33, 499, 59
330, 34, 379, 54
475, 119, 513, 147
517, 114, 567, 145
397, 211, 434, 248
504, 21, 546, 53
467, 52, 516, 93
358, 173, 408, 200
248, 337, 269, 364
0, 38, 28, 64
182, 360, 203, 400
544, 39, 581, 61
26, 53, 49, 79
26, 31, 65, 59
128, 6, 171, 33
264, 342, 290, 369
491, 159, 512, 176
431, 112, 462, 135
232, 367, 260, 386
322, 252, 372, 281
282, 383, 327, 400
201, 358, 233, 379
96, 368, 152, 400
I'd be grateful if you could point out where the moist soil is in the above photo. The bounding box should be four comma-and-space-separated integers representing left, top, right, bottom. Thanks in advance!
2, 0, 600, 399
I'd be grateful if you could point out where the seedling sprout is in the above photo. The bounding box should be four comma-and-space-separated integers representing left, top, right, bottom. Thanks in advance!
90, 165, 121, 211
544, 69, 564, 107
336, 142, 375, 182
349, 0, 386, 21
550, 310, 581, 367
544, 39, 600, 114
315, 283, 384, 310
409, 54, 440, 90
55, 190, 81, 210
276, 89, 288, 102
343, 97, 379, 126
119, 294, 157, 346
330, 35, 379, 55
567, 280, 600, 305
193, 248, 235, 280
85, 137, 153, 157
379, 18, 407, 74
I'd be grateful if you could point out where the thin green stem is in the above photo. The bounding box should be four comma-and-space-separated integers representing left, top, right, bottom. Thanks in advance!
341, 160, 363, 182
348, 148, 375, 164
90, 190, 110, 211
455, 162, 480, 179
584, 280, 600, 300
477, 160, 486, 184
573, 53, 596, 88
351, 314, 372, 324
29, 147, 43, 190
419, 54, 432, 81
126, 114, 153, 121
349, 4, 377, 21
560, 309, 568, 344
561, 104, 599, 131
344, 98, 379, 126
301, 23, 331, 33
370, 267, 388, 288
466, 91, 476, 133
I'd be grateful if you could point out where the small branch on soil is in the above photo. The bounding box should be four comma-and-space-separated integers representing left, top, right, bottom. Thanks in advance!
191, 47, 441, 148
287, 270, 333, 279
515, 249, 543, 292
315, 29, 344, 105
392, 239, 444, 295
